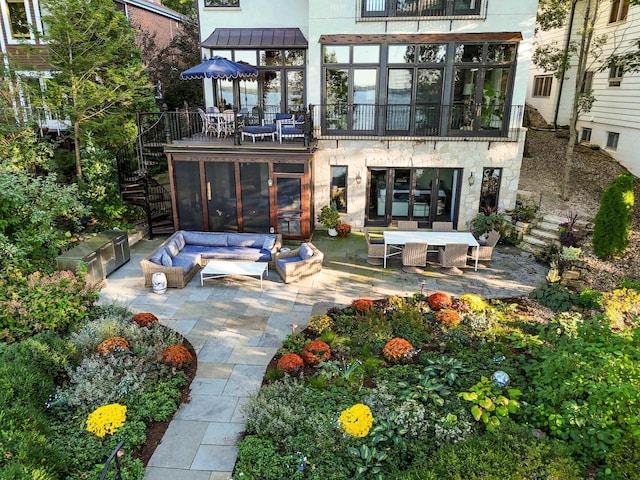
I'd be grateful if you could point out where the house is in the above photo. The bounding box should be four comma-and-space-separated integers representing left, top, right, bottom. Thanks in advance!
139, 0, 538, 240
0, 0, 182, 132
527, 0, 640, 176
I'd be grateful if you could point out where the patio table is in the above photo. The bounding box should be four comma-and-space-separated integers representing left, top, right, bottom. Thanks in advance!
383, 231, 480, 270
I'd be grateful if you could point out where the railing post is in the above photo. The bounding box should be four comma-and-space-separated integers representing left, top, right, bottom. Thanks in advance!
144, 179, 154, 240
163, 103, 171, 144
233, 105, 241, 145
99, 440, 124, 480
304, 104, 313, 147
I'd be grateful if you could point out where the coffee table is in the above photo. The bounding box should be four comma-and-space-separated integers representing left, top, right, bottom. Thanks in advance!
200, 261, 268, 289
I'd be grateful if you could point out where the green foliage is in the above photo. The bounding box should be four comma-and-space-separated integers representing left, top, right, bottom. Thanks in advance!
78, 134, 129, 228
0, 270, 99, 342
507, 202, 538, 223
458, 377, 521, 431
317, 204, 341, 229
349, 444, 388, 480
593, 174, 635, 259
528, 282, 577, 312
574, 287, 602, 310
470, 211, 511, 238
526, 316, 640, 464
601, 287, 640, 330
233, 437, 301, 480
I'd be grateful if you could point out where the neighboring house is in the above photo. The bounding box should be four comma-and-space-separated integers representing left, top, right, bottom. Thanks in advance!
527, 0, 640, 176
158, 0, 538, 239
0, 0, 182, 131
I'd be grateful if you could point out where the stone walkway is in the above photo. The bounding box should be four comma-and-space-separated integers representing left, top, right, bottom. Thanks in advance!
98, 234, 547, 480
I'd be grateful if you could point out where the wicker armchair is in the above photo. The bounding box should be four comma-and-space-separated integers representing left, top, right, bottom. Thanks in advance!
275, 242, 324, 283
432, 221, 454, 232
397, 220, 419, 230
402, 242, 428, 273
364, 228, 387, 265
438, 243, 469, 275
469, 230, 500, 261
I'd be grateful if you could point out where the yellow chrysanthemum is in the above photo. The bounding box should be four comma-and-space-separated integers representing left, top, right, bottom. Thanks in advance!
339, 403, 373, 438
86, 403, 127, 438
459, 293, 488, 313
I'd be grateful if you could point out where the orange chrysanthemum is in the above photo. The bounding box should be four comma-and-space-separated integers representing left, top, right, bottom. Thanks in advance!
435, 309, 462, 327
160, 345, 193, 368
301, 340, 331, 365
132, 312, 159, 327
352, 299, 374, 313
427, 292, 453, 310
382, 337, 415, 361
97, 337, 130, 355
276, 353, 304, 373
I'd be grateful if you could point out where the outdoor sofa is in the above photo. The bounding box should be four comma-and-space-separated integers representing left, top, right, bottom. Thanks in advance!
141, 230, 282, 288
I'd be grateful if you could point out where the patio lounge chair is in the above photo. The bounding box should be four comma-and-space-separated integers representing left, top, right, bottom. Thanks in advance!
402, 242, 428, 273
241, 120, 276, 142
277, 114, 305, 143
469, 230, 500, 262
275, 242, 324, 284
438, 243, 469, 275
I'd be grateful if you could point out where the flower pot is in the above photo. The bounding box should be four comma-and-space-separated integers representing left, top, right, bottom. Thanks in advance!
328, 228, 338, 237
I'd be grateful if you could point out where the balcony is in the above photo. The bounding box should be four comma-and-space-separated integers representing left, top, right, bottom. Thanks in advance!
361, 0, 484, 19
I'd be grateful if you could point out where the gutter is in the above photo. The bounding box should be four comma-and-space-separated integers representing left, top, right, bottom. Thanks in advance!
553, 0, 577, 128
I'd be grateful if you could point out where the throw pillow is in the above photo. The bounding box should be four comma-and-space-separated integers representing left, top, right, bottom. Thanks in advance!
161, 252, 173, 267
263, 235, 276, 250
299, 243, 314, 260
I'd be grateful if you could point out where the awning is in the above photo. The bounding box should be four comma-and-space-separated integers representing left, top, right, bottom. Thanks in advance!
201, 28, 308, 49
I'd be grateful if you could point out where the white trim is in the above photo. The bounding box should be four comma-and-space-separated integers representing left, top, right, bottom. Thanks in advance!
1, 0, 37, 45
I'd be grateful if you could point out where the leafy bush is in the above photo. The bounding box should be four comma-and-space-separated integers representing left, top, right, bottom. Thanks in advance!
528, 282, 577, 312
0, 270, 99, 342
592, 174, 634, 259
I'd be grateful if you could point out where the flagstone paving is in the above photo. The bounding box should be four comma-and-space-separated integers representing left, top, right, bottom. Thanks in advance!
98, 233, 547, 480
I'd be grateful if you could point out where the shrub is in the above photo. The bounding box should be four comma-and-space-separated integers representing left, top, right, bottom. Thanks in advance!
592, 174, 634, 259
159, 345, 193, 368
435, 309, 462, 327
301, 340, 331, 365
352, 298, 374, 312
97, 336, 130, 355
307, 314, 333, 334
601, 287, 640, 330
132, 312, 159, 327
276, 353, 304, 373
0, 270, 99, 342
529, 282, 577, 312
382, 338, 415, 362
233, 437, 297, 480
458, 293, 488, 313
427, 292, 452, 310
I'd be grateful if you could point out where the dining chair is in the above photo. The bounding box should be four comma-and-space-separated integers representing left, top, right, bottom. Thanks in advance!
221, 109, 235, 137
438, 243, 469, 275
397, 220, 418, 231
469, 230, 500, 262
402, 242, 428, 273
197, 108, 217, 136
364, 228, 386, 265
432, 221, 454, 232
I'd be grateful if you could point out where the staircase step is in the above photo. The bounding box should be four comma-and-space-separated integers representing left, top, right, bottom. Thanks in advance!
536, 220, 562, 232
522, 234, 558, 247
528, 229, 559, 241
541, 214, 566, 224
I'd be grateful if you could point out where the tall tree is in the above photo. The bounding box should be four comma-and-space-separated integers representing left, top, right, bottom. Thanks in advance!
40, 0, 155, 177
533, 0, 640, 200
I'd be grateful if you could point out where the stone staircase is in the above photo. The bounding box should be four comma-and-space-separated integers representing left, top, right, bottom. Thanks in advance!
516, 213, 565, 255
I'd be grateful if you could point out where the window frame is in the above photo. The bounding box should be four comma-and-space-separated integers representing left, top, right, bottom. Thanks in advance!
532, 75, 553, 97
580, 70, 594, 93
608, 0, 630, 23
361, 0, 483, 19
581, 128, 592, 143
204, 0, 240, 7
4, 0, 31, 40
608, 65, 624, 87
606, 132, 619, 150
330, 166, 348, 213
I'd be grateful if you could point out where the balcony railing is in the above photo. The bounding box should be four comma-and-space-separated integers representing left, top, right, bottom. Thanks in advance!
362, 0, 483, 18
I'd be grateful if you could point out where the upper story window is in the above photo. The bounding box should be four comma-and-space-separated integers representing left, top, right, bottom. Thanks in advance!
7, 0, 31, 39
204, 0, 239, 6
580, 70, 594, 93
532, 75, 552, 97
609, 64, 624, 86
609, 0, 629, 23
362, 0, 481, 18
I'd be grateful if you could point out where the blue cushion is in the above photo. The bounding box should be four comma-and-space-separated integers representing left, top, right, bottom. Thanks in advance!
165, 239, 181, 257
161, 252, 173, 267
297, 114, 305, 123
174, 232, 186, 250
149, 247, 166, 264
277, 256, 302, 270
182, 231, 228, 247
281, 126, 304, 135
244, 125, 275, 134
201, 246, 271, 262
171, 252, 199, 273
275, 113, 293, 121
299, 243, 314, 260
227, 233, 264, 248
262, 235, 276, 250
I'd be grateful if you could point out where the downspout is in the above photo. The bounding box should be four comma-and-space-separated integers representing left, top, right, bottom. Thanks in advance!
553, 0, 578, 129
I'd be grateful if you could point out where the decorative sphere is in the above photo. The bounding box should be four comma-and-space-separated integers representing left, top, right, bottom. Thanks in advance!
492, 370, 510, 387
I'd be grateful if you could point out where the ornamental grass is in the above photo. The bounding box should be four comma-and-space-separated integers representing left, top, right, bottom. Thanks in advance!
132, 312, 159, 327
382, 337, 415, 361
352, 298, 374, 313
339, 403, 373, 438
96, 336, 130, 355
427, 292, 452, 310
86, 403, 127, 438
301, 340, 331, 365
435, 309, 462, 327
159, 344, 193, 368
276, 353, 304, 373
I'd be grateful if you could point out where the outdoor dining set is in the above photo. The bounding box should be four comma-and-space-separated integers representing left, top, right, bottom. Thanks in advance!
365, 221, 501, 275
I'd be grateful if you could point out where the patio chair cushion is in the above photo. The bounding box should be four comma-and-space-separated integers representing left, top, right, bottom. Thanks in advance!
299, 243, 314, 259
149, 247, 166, 264
262, 235, 277, 250
160, 251, 173, 267
201, 246, 271, 263
243, 125, 276, 135
182, 231, 228, 247
277, 255, 303, 270
275, 113, 294, 121
171, 251, 200, 273
165, 239, 181, 257
281, 126, 304, 135
174, 232, 186, 250
228, 233, 265, 248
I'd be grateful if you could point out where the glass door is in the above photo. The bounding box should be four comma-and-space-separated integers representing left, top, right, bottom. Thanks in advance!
239, 163, 270, 232
367, 169, 388, 225
174, 161, 204, 230
205, 162, 237, 231
275, 176, 302, 236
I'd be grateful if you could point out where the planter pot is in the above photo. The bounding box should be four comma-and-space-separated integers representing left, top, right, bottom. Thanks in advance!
151, 272, 167, 294
328, 228, 338, 237
338, 232, 348, 238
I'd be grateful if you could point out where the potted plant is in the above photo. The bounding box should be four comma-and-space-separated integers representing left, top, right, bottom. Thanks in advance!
470, 207, 509, 241
336, 223, 351, 238
317, 205, 340, 236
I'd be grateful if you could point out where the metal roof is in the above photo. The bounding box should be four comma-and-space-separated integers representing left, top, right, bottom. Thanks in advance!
201, 28, 308, 49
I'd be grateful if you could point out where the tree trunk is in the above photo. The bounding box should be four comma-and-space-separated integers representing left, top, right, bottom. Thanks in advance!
74, 121, 82, 178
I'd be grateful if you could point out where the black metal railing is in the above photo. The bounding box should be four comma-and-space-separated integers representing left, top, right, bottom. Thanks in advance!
99, 440, 124, 480
361, 0, 482, 18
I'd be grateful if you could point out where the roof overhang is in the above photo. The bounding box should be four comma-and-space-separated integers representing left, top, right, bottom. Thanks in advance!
201, 28, 308, 49
319, 32, 523, 44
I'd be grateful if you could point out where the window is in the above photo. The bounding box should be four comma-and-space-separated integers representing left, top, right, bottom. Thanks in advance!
331, 166, 348, 212
609, 0, 629, 23
7, 0, 30, 39
479, 168, 501, 211
204, 0, 239, 6
609, 65, 624, 86
580, 71, 594, 93
581, 128, 592, 142
532, 75, 552, 97
606, 132, 619, 150
362, 0, 481, 18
